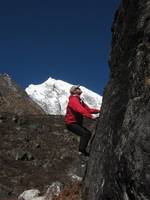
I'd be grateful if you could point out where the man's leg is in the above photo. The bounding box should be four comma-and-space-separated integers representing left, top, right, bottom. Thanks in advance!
67, 123, 91, 154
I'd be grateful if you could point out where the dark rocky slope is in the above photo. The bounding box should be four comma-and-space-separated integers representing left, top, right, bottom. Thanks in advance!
83, 0, 150, 199
0, 74, 96, 199
0, 74, 45, 115
0, 114, 78, 197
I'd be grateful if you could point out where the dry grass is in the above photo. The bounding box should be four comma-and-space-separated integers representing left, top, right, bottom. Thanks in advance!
53, 182, 82, 200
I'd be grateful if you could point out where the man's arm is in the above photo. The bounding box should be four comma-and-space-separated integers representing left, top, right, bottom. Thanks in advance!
82, 101, 100, 114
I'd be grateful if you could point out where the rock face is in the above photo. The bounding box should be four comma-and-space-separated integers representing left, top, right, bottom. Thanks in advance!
83, 0, 150, 200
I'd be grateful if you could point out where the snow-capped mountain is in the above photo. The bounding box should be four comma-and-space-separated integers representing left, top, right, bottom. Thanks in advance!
25, 77, 102, 115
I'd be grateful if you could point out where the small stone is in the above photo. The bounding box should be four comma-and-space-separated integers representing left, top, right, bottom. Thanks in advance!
18, 189, 40, 200
45, 181, 64, 199
15, 151, 34, 161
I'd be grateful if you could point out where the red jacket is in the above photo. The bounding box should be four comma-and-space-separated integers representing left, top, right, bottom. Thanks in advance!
65, 95, 100, 125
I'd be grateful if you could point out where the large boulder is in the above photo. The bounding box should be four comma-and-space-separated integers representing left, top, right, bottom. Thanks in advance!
83, 0, 150, 199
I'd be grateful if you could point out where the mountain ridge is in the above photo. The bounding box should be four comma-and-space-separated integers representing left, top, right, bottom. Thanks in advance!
0, 73, 45, 115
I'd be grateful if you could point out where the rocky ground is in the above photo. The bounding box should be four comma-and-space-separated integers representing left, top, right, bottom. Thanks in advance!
0, 112, 96, 200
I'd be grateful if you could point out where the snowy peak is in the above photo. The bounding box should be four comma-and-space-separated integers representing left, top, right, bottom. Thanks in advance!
25, 77, 102, 115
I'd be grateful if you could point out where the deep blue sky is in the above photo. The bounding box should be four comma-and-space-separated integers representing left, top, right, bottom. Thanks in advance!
0, 0, 120, 95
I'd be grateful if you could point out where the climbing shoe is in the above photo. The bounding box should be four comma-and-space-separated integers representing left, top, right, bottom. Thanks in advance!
78, 150, 90, 157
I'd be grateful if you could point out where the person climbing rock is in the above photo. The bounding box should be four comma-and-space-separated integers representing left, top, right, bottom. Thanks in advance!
65, 85, 100, 157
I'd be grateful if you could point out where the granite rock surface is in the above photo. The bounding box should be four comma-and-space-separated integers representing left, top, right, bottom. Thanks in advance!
83, 0, 150, 199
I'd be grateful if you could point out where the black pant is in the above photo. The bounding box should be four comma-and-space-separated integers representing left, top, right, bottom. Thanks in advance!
66, 123, 92, 152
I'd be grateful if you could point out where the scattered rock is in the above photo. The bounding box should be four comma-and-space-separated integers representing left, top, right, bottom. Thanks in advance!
45, 181, 64, 199
69, 173, 83, 182
15, 151, 34, 161
18, 189, 40, 200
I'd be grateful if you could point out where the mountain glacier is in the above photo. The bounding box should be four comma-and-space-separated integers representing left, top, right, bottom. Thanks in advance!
25, 77, 102, 115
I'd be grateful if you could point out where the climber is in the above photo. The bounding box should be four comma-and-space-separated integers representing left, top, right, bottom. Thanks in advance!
65, 85, 100, 157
